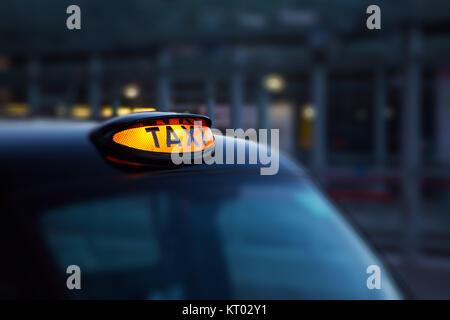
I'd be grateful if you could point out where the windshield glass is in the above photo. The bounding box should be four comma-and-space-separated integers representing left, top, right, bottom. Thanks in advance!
39, 175, 402, 299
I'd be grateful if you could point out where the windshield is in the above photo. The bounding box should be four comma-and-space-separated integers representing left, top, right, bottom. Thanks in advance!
39, 175, 402, 299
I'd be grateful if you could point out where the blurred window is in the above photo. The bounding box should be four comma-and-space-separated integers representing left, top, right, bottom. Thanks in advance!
38, 175, 402, 299
215, 183, 401, 299
40, 195, 185, 299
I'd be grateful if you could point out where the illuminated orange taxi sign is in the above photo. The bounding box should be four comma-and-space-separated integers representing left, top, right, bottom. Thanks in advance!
112, 118, 214, 154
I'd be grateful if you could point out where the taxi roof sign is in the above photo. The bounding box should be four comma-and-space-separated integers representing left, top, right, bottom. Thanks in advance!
90, 112, 215, 168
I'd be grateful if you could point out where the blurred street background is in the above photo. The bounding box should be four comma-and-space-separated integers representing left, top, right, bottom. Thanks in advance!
1, 0, 450, 298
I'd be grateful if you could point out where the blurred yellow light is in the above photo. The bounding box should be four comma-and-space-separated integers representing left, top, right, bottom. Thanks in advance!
302, 104, 315, 120
0, 56, 10, 72
123, 83, 140, 99
101, 106, 114, 118
355, 108, 368, 121
3, 103, 29, 117
117, 106, 132, 116
383, 107, 395, 119
132, 107, 156, 113
264, 74, 285, 92
71, 105, 91, 119
55, 104, 67, 117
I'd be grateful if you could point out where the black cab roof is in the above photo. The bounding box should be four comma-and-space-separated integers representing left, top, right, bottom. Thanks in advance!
0, 119, 304, 189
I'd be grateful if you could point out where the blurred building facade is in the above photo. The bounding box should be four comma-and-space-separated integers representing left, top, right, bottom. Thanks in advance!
1, 0, 450, 297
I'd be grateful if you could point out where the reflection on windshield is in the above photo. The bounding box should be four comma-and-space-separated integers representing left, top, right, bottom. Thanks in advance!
215, 182, 401, 299
40, 178, 401, 299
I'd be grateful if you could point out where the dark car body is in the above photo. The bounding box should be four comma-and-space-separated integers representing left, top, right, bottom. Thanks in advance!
0, 119, 402, 299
